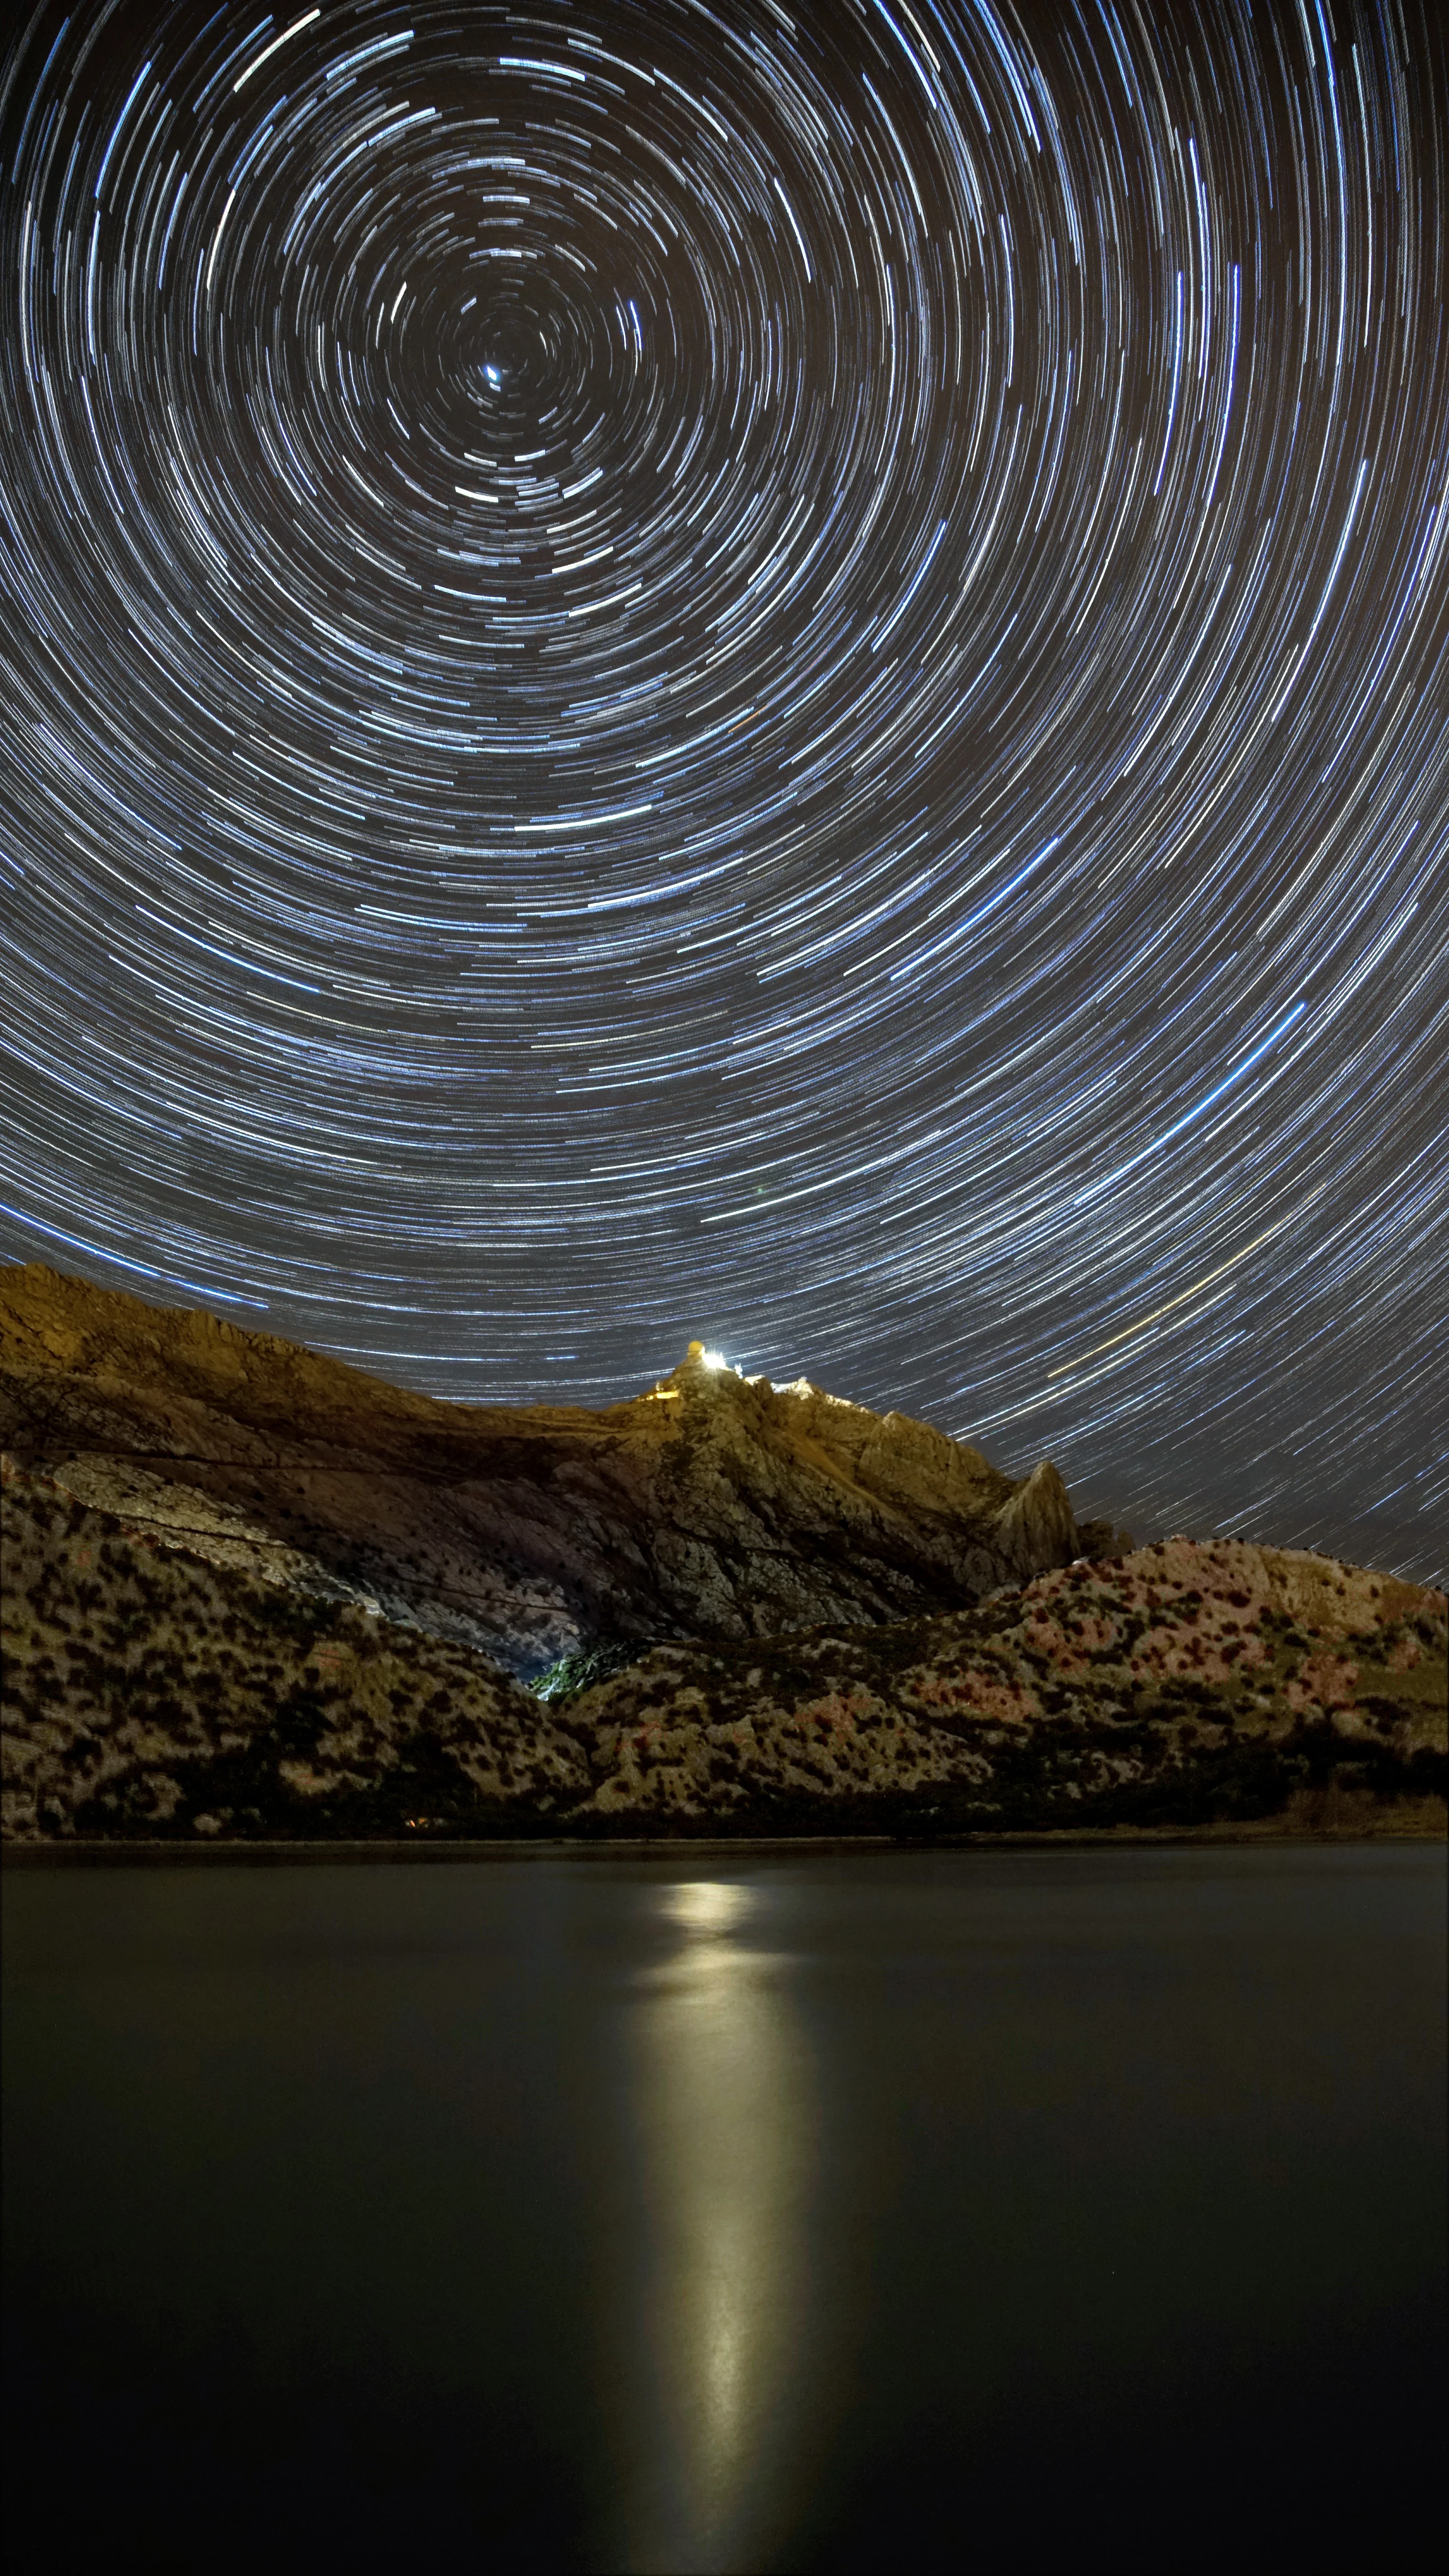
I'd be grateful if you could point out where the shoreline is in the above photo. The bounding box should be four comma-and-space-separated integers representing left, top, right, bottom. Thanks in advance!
5, 1813, 1444, 1866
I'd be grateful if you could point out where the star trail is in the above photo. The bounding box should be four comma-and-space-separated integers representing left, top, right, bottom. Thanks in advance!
1, 0, 1445, 1577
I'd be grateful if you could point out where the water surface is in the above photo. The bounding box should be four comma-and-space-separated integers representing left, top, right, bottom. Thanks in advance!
4, 1844, 1444, 2573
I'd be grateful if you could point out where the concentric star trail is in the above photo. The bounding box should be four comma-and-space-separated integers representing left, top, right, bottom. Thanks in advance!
2, 0, 1446, 1577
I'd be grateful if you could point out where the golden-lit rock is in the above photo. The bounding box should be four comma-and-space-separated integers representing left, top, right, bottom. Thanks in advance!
3, 1469, 1442, 1844
561, 1537, 1446, 1833
1, 1459, 586, 1841
0, 1263, 1085, 1675
9, 1267, 1437, 1847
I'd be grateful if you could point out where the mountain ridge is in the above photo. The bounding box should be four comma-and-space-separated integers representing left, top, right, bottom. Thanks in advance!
3, 1458, 1442, 1843
0, 1264, 1100, 1675
6, 1263, 1440, 1847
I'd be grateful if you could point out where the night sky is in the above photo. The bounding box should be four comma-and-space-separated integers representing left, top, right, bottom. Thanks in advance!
1, 0, 1445, 1580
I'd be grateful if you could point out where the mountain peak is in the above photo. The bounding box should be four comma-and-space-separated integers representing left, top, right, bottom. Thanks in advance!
0, 1263, 1091, 1677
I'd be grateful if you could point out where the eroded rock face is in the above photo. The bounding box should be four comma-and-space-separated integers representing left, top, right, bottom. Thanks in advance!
4, 1472, 1442, 1844
564, 1538, 1447, 1830
0, 1268, 1085, 1672
1, 1464, 587, 1840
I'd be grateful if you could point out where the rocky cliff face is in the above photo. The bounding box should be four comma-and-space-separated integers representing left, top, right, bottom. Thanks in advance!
561, 1537, 1447, 1834
2, 1463, 584, 1839
0, 1266, 1091, 1674
4, 1464, 1442, 1842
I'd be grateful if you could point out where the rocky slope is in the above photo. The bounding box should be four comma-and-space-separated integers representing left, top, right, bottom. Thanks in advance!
0, 1264, 1103, 1676
2, 1462, 587, 1840
562, 1536, 1446, 1835
5, 1461, 1443, 1842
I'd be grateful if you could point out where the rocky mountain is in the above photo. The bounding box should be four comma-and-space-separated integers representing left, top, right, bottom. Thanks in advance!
2, 1461, 581, 1841
6, 1264, 1439, 1847
568, 1537, 1446, 1836
0, 1264, 1105, 1677
4, 1462, 1443, 1842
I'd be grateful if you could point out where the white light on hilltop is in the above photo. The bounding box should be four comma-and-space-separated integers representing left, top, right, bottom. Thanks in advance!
700, 1348, 728, 1370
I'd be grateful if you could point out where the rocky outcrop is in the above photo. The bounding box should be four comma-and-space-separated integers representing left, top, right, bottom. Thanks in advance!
561, 1537, 1447, 1833
5, 1463, 1443, 1844
0, 1268, 1090, 1674
991, 1457, 1080, 1581
1, 1463, 588, 1840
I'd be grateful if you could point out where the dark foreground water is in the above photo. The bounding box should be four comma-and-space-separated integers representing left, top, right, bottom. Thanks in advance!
3, 1844, 1445, 2576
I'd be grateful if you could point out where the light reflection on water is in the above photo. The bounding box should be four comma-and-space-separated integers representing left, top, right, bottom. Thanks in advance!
614, 1877, 816, 2575
3, 1847, 1446, 2575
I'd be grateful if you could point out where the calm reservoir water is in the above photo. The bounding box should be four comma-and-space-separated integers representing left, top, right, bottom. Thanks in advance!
4, 1844, 1445, 2575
